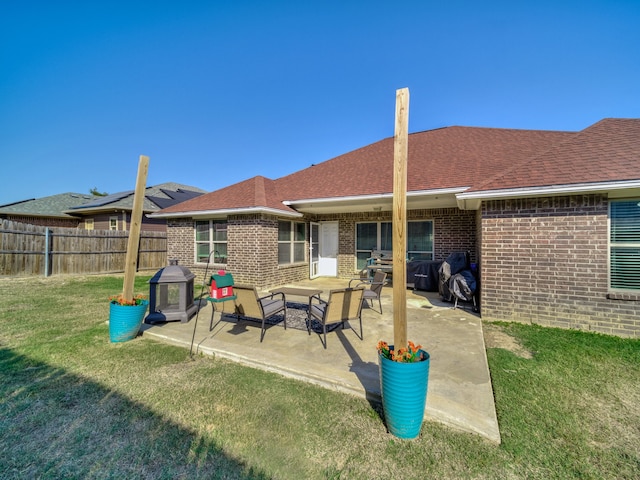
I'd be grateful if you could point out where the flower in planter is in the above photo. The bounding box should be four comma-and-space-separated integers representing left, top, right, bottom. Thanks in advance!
109, 293, 147, 306
377, 340, 425, 363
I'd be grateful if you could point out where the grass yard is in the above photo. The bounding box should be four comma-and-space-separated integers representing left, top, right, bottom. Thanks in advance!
0, 275, 638, 479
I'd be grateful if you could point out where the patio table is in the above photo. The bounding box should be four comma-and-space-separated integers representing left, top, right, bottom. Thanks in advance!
269, 287, 322, 334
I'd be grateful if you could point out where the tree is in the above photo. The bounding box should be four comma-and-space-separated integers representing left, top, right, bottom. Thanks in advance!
89, 187, 108, 196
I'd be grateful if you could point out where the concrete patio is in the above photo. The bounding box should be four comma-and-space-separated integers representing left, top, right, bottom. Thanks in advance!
140, 278, 501, 443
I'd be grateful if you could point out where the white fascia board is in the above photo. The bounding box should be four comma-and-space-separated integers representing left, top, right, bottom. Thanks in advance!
283, 193, 392, 206
282, 187, 469, 206
457, 180, 640, 201
149, 206, 303, 219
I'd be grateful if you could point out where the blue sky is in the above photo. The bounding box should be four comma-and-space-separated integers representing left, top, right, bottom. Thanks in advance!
1, 0, 638, 205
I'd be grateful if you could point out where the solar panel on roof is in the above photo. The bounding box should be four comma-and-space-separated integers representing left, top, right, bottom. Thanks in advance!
69, 190, 134, 209
149, 189, 203, 209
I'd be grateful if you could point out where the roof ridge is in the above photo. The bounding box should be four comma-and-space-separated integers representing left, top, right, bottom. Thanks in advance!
253, 176, 268, 206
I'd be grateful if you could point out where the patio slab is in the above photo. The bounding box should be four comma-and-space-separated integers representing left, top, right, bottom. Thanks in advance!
140, 278, 501, 443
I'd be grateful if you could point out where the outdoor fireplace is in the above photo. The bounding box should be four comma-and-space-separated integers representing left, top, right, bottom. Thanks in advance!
145, 260, 197, 324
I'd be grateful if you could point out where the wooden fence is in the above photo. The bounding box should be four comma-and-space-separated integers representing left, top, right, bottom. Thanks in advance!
0, 219, 167, 276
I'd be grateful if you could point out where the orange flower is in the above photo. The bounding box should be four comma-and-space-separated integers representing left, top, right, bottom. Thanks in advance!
109, 293, 147, 306
377, 340, 425, 363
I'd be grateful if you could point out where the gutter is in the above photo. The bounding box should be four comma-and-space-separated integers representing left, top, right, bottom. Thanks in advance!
456, 180, 640, 210
282, 187, 469, 206
149, 206, 303, 219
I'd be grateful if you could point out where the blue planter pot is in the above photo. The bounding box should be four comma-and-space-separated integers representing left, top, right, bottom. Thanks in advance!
378, 347, 430, 439
109, 300, 149, 343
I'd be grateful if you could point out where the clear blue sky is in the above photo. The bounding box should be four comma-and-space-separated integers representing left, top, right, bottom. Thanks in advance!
1, 0, 639, 205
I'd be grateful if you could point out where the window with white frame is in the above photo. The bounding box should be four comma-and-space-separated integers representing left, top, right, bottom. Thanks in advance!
195, 220, 228, 264
609, 199, 640, 291
85, 219, 94, 230
407, 220, 434, 261
355, 220, 433, 270
278, 221, 306, 264
109, 217, 118, 231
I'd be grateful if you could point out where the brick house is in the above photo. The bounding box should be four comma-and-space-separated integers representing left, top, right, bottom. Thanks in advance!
0, 183, 205, 232
152, 118, 640, 338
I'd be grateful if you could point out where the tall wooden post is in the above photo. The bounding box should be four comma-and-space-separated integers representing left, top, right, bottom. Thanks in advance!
393, 88, 409, 350
122, 155, 150, 301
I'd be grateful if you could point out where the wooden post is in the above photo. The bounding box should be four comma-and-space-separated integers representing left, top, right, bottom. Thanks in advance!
122, 155, 150, 301
393, 88, 409, 350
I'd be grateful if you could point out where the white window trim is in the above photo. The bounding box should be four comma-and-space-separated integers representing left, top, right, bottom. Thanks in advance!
355, 220, 434, 270
407, 219, 435, 261
194, 220, 228, 265
278, 221, 306, 265
608, 198, 640, 293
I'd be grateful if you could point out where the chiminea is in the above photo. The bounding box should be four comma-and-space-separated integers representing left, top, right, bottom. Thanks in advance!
145, 260, 197, 324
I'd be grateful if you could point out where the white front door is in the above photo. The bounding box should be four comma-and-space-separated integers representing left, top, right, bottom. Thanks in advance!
310, 222, 320, 278
318, 221, 338, 277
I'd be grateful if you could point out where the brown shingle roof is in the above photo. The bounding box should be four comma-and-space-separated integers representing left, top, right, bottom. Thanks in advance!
274, 126, 574, 201
466, 118, 640, 192
155, 118, 639, 216
158, 175, 298, 215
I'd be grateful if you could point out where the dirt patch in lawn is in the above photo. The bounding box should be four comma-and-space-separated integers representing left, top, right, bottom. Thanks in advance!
482, 322, 534, 359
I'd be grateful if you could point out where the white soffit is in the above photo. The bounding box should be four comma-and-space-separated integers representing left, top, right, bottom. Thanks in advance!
456, 180, 640, 210
150, 206, 303, 219
284, 188, 467, 214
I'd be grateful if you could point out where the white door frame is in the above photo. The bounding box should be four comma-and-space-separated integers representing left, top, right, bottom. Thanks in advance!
317, 221, 339, 277
309, 222, 320, 278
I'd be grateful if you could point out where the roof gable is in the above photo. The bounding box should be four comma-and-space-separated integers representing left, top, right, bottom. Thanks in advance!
156, 176, 299, 216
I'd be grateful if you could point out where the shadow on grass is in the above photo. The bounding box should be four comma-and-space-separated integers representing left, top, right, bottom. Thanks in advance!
334, 329, 385, 422
0, 346, 268, 479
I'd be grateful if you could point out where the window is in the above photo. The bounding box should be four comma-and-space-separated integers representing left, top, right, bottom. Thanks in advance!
109, 217, 118, 231
356, 222, 389, 270
610, 199, 640, 291
355, 220, 433, 270
85, 219, 94, 230
407, 221, 434, 261
195, 220, 228, 264
278, 221, 306, 264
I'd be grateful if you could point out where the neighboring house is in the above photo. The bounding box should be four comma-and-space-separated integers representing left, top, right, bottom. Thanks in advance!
0, 192, 95, 227
66, 182, 206, 232
151, 118, 640, 338
0, 183, 206, 232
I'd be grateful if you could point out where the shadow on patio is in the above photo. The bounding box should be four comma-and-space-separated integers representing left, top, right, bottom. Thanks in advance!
141, 277, 501, 443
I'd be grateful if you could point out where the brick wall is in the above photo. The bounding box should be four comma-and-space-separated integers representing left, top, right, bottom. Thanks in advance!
427, 208, 477, 263
313, 208, 476, 277
167, 215, 310, 289
481, 194, 639, 338
166, 207, 477, 290
166, 218, 193, 266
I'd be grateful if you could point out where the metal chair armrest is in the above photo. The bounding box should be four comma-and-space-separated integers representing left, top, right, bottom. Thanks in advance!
310, 293, 326, 305
258, 291, 285, 303
349, 277, 371, 287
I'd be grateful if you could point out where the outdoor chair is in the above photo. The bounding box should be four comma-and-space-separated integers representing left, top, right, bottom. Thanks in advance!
349, 270, 387, 314
309, 287, 365, 349
214, 285, 286, 342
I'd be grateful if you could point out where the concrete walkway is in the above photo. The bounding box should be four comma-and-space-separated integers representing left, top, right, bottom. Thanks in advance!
140, 278, 501, 443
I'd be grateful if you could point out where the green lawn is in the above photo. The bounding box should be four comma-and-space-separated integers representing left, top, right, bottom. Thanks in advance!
1, 275, 638, 479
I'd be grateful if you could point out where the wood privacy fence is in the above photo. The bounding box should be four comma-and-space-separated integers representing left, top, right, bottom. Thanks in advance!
0, 219, 167, 276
